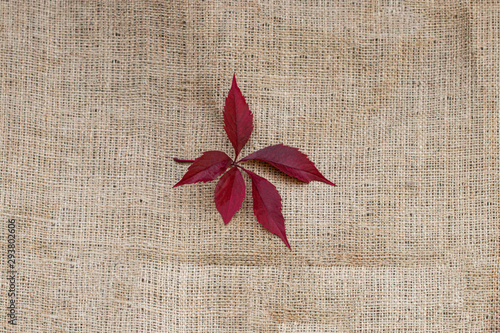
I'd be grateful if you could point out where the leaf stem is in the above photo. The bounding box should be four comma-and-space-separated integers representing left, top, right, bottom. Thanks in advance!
173, 158, 195, 163
234, 164, 249, 173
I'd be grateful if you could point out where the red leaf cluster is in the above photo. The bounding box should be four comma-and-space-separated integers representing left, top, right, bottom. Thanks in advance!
174, 75, 335, 249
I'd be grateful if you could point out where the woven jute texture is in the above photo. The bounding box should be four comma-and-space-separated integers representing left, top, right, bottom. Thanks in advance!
1, 1, 499, 332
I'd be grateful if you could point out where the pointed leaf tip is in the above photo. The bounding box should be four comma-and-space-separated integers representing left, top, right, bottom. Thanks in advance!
240, 144, 335, 186
223, 76, 254, 159
214, 167, 246, 224
173, 151, 232, 188
242, 168, 291, 249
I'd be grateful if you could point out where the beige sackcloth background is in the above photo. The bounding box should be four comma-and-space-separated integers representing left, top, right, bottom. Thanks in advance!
1, 1, 499, 332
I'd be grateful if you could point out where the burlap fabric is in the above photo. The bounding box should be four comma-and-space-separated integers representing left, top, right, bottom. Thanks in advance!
1, 1, 498, 332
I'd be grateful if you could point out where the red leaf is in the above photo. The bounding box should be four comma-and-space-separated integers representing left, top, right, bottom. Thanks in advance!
224, 75, 253, 159
173, 151, 232, 188
174, 75, 336, 248
214, 167, 246, 224
240, 144, 335, 186
242, 168, 291, 249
